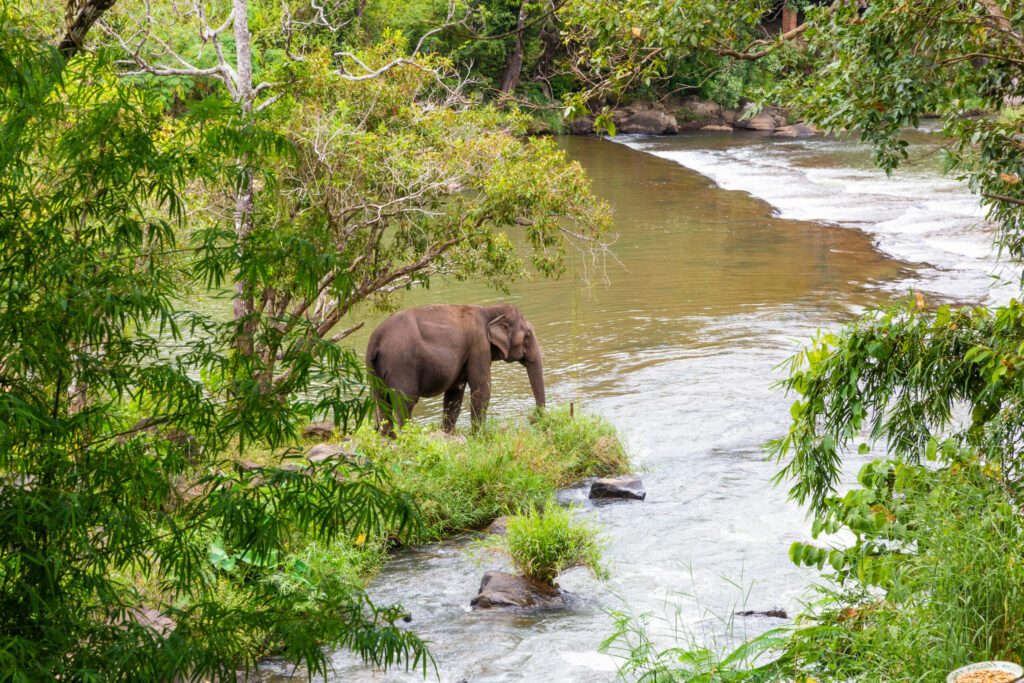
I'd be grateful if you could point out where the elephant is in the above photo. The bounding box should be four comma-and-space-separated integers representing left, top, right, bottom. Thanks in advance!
366, 303, 545, 434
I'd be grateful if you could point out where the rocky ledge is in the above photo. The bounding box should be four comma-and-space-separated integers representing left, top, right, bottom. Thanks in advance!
570, 96, 818, 138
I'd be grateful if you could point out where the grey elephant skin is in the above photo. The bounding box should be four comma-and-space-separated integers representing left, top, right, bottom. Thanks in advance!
366, 303, 545, 433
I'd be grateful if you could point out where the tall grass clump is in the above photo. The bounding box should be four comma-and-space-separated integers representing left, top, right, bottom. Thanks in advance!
531, 405, 631, 481
599, 573, 792, 682
602, 612, 790, 683
481, 502, 607, 585
353, 404, 631, 540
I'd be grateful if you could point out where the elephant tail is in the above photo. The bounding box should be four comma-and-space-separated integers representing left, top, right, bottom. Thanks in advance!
366, 342, 388, 394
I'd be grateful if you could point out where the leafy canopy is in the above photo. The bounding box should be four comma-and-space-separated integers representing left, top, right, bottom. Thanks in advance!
0, 13, 428, 679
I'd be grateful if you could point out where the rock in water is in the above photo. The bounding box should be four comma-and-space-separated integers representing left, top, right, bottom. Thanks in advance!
773, 123, 818, 138
737, 608, 788, 619
589, 477, 646, 501
570, 116, 595, 135
733, 103, 787, 132
302, 421, 335, 440
470, 571, 565, 610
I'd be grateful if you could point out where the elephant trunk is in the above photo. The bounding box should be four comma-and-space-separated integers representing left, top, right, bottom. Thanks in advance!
525, 342, 545, 408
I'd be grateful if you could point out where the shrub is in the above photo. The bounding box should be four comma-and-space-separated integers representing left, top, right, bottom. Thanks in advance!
485, 502, 607, 586
783, 457, 1024, 680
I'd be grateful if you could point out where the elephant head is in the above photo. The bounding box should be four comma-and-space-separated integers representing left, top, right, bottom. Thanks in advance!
486, 307, 546, 408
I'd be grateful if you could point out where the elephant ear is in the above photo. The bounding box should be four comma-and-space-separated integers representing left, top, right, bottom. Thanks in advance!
487, 314, 511, 359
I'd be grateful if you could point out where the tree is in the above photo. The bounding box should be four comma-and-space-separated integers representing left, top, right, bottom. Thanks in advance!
95, 0, 610, 402
1, 0, 614, 676
0, 6, 429, 678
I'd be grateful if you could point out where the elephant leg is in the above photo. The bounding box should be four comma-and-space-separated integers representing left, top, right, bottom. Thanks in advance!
442, 383, 466, 433
467, 370, 491, 429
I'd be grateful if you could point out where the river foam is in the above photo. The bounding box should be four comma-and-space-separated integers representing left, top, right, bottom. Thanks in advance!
621, 135, 1018, 305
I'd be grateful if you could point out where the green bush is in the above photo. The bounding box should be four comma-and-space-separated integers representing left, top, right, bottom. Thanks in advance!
783, 457, 1024, 680
484, 502, 607, 586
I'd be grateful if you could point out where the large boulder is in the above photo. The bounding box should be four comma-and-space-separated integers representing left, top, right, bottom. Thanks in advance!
570, 116, 595, 135
733, 104, 788, 132
619, 109, 678, 135
589, 477, 646, 501
470, 571, 565, 610
678, 96, 722, 120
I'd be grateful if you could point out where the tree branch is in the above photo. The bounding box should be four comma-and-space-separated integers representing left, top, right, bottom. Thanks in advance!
983, 192, 1024, 207
715, 21, 809, 61
60, 0, 117, 57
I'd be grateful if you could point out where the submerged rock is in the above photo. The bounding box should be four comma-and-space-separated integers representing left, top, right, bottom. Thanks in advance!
589, 477, 646, 501
737, 608, 789, 619
470, 571, 565, 610
773, 123, 818, 138
302, 421, 335, 440
701, 124, 734, 132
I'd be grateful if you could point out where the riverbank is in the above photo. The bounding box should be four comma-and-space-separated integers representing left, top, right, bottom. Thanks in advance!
528, 96, 818, 138
209, 405, 631, 662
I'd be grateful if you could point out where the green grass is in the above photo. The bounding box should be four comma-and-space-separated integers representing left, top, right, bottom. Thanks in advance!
479, 501, 608, 585
194, 405, 629, 657
353, 404, 631, 540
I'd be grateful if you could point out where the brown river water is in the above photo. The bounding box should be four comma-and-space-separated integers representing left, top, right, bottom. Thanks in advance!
263, 131, 1008, 681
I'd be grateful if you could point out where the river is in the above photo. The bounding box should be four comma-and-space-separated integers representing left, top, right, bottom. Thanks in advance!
263, 130, 1009, 682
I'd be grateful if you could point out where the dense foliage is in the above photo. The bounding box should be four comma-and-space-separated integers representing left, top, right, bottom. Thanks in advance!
0, 0, 614, 678
11, 0, 1024, 679
786, 458, 1024, 680
0, 15, 429, 679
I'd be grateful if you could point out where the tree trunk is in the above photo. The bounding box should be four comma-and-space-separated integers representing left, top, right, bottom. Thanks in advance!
781, 1, 799, 34
231, 0, 257, 356
498, 2, 528, 94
